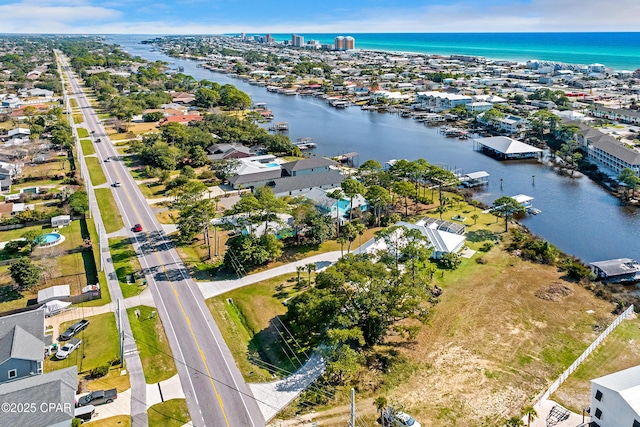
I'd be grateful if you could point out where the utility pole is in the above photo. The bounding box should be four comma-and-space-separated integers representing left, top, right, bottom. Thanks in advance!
350, 388, 356, 427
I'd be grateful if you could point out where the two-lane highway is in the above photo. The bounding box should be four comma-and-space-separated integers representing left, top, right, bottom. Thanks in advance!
59, 54, 265, 427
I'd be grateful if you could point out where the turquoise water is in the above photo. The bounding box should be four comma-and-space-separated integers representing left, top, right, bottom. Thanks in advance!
265, 33, 640, 71
265, 162, 279, 167
40, 233, 61, 244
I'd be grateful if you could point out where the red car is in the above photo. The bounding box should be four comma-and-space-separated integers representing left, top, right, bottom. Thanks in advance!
133, 224, 143, 232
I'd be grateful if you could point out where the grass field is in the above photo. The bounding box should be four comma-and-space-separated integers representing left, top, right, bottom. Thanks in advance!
77, 128, 89, 138
215, 228, 618, 426
85, 157, 107, 186
109, 237, 144, 299
84, 416, 130, 427
552, 317, 640, 413
206, 273, 303, 382
69, 98, 78, 108
80, 139, 95, 155
127, 305, 177, 383
95, 188, 124, 233
139, 182, 167, 198
73, 114, 83, 124
147, 399, 191, 427
46, 312, 120, 374
85, 366, 131, 393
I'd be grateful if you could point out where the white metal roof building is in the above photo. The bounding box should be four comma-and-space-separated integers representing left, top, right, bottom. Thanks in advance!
590, 365, 640, 426
473, 136, 543, 160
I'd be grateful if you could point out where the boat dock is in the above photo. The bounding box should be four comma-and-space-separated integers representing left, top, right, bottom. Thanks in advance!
269, 122, 289, 132
295, 137, 317, 150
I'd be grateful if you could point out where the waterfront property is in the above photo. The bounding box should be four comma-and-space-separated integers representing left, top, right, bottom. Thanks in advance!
567, 120, 640, 177
590, 364, 640, 426
473, 136, 543, 160
460, 171, 490, 187
395, 218, 467, 259
228, 157, 345, 197
590, 258, 640, 283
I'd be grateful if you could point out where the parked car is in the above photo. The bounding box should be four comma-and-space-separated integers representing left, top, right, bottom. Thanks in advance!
96, 138, 101, 142
383, 410, 421, 427
133, 224, 143, 232
76, 389, 117, 407
55, 338, 81, 359
113, 181, 121, 187
59, 319, 89, 341
104, 157, 110, 162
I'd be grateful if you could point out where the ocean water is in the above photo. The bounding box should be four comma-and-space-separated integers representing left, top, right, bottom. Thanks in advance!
264, 33, 640, 71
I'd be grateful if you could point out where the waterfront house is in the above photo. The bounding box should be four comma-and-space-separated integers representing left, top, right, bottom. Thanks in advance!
590, 258, 640, 283
415, 91, 473, 112
589, 364, 640, 426
228, 157, 344, 197
366, 218, 466, 260
158, 114, 204, 126
305, 187, 368, 223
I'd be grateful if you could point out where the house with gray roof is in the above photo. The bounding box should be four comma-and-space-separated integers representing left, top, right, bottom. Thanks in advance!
591, 106, 640, 125
206, 143, 253, 161
0, 310, 50, 384
228, 157, 344, 196
0, 366, 77, 427
590, 258, 640, 283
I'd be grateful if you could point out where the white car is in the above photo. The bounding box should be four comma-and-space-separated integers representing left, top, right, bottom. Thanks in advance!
383, 410, 421, 427
56, 338, 81, 359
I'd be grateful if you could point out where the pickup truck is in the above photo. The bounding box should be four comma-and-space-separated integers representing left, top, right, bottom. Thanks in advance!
55, 338, 81, 359
76, 389, 117, 407
59, 319, 90, 341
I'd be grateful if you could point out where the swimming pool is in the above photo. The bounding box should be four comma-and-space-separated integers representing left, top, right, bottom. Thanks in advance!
265, 162, 280, 168
38, 232, 64, 247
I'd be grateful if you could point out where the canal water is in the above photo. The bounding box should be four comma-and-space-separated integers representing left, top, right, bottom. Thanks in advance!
113, 36, 640, 263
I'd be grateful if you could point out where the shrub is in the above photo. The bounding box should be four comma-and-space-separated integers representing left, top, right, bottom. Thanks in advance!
89, 364, 110, 378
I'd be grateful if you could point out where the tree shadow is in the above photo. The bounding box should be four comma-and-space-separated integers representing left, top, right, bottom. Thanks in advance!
0, 284, 23, 304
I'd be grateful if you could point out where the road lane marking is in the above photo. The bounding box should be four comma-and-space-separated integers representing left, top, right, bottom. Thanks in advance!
65, 59, 258, 427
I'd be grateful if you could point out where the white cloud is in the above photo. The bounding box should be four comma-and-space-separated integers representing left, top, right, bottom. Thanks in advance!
0, 0, 638, 34
0, 1, 121, 30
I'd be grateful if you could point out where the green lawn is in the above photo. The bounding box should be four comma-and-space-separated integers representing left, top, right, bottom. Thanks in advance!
95, 188, 124, 233
45, 312, 120, 374
0, 223, 48, 243
147, 399, 191, 427
73, 114, 84, 124
109, 237, 144, 299
552, 317, 640, 412
79, 217, 111, 307
85, 157, 107, 186
84, 416, 130, 427
206, 273, 304, 382
77, 128, 89, 138
139, 182, 167, 198
69, 98, 78, 108
127, 305, 177, 383
80, 139, 95, 155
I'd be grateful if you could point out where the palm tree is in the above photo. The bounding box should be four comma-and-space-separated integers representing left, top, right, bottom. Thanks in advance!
296, 265, 304, 285
305, 263, 316, 285
373, 396, 388, 426
505, 416, 525, 427
522, 406, 537, 427
471, 213, 479, 225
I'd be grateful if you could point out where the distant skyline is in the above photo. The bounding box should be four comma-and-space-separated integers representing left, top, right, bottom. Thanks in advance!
1, 0, 640, 34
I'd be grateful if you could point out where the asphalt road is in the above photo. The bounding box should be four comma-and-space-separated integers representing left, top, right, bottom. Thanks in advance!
60, 55, 265, 427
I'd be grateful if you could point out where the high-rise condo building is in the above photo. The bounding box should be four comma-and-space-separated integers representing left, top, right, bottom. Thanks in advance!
291, 34, 304, 47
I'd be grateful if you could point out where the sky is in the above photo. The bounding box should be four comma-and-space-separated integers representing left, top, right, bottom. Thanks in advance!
1, 0, 640, 34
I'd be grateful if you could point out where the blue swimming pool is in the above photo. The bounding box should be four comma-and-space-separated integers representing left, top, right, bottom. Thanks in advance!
265, 162, 280, 167
39, 232, 62, 245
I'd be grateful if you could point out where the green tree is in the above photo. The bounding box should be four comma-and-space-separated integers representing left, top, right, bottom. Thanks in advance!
393, 180, 415, 218
195, 87, 221, 109
341, 178, 366, 220
440, 252, 462, 270
504, 417, 525, 427
492, 196, 525, 232
306, 263, 317, 285
522, 406, 537, 427
9, 257, 42, 290
366, 185, 391, 226
67, 190, 88, 216
471, 213, 479, 225
327, 189, 344, 235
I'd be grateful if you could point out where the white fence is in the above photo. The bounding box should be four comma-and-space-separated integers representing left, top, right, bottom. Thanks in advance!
539, 304, 635, 401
